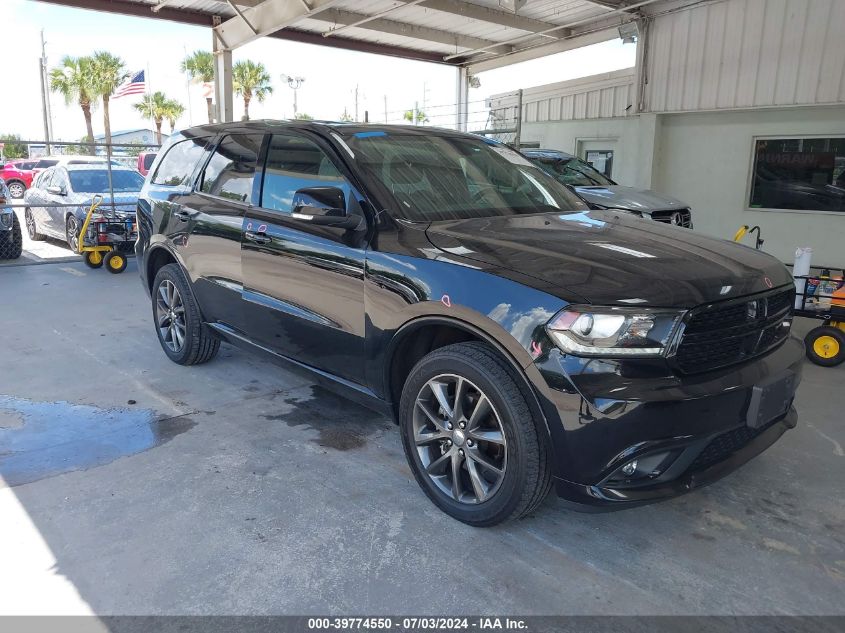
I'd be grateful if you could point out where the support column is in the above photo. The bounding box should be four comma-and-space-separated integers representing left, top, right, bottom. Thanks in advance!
635, 112, 662, 190
455, 67, 469, 132
213, 29, 234, 123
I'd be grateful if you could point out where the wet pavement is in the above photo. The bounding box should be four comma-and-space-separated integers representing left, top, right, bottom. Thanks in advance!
0, 259, 843, 616
0, 396, 194, 486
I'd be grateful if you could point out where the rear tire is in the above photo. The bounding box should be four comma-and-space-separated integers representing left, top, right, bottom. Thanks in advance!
152, 263, 220, 365
0, 214, 23, 260
804, 326, 845, 367
399, 342, 552, 526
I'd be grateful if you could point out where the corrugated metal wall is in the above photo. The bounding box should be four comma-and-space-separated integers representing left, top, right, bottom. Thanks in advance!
644, 0, 845, 112
488, 68, 635, 123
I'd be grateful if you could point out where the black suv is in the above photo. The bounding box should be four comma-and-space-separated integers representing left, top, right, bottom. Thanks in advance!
137, 122, 802, 526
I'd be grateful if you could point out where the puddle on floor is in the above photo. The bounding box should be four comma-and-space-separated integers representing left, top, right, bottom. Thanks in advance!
0, 396, 195, 487
262, 386, 391, 451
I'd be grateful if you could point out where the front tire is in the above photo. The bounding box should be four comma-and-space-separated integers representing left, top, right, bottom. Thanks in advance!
104, 249, 127, 274
25, 208, 45, 241
399, 342, 552, 526
66, 215, 80, 253
152, 263, 220, 365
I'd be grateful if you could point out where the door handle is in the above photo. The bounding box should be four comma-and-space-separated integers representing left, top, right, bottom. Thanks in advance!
244, 231, 271, 245
173, 209, 191, 222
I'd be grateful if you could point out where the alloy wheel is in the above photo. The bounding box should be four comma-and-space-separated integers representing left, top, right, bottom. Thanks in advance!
412, 374, 508, 504
25, 210, 37, 238
66, 216, 79, 252
8, 183, 25, 199
155, 280, 187, 353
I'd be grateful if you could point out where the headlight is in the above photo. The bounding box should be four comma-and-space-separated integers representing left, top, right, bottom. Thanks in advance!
0, 211, 12, 229
546, 306, 684, 357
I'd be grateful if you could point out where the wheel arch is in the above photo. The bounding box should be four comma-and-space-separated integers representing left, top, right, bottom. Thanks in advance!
145, 244, 179, 294
383, 315, 551, 438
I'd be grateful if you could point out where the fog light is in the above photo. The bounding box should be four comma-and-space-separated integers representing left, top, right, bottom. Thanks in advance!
621, 460, 638, 476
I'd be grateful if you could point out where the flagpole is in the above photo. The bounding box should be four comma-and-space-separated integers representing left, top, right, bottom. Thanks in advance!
145, 63, 156, 145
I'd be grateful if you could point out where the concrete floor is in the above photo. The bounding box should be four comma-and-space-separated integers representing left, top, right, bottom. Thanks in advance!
0, 258, 842, 616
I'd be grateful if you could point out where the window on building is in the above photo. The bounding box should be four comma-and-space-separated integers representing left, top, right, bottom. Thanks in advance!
749, 137, 845, 213
199, 134, 263, 203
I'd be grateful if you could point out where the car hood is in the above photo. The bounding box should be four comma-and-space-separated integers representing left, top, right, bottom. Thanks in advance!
425, 210, 792, 308
572, 185, 688, 213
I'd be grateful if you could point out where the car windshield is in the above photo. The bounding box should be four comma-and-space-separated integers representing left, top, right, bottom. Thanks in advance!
344, 132, 587, 222
530, 156, 614, 187
68, 169, 144, 193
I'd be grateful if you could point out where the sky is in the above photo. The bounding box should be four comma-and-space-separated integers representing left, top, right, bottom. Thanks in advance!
2, 0, 636, 143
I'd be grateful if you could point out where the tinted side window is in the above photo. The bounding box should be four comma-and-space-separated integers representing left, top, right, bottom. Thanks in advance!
261, 134, 348, 213
151, 138, 208, 186
199, 134, 262, 203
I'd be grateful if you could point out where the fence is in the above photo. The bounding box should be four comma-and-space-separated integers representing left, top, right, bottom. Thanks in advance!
3, 139, 161, 208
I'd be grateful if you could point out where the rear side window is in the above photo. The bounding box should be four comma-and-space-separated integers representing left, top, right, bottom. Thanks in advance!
152, 138, 207, 186
198, 134, 262, 203
143, 153, 156, 170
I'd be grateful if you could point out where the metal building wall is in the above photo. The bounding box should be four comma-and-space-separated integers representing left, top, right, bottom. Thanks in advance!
488, 68, 635, 123
644, 0, 845, 112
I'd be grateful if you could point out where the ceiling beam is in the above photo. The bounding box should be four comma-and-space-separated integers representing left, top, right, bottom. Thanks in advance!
33, 0, 453, 63
467, 26, 620, 73
315, 9, 512, 54
214, 0, 341, 49
411, 0, 569, 38
445, 0, 664, 62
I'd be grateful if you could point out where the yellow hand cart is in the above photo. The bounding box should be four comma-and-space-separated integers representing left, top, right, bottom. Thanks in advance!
77, 194, 133, 274
734, 224, 845, 367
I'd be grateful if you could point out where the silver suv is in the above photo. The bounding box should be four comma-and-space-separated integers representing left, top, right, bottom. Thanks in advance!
524, 149, 693, 228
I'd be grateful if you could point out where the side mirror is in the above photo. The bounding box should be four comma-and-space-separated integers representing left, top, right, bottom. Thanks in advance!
291, 186, 361, 229
46, 185, 66, 196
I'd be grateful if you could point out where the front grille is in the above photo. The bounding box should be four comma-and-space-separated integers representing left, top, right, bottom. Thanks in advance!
675, 288, 793, 374
651, 208, 692, 227
688, 419, 779, 472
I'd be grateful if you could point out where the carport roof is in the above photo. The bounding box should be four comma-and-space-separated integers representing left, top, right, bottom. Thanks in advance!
35, 0, 663, 69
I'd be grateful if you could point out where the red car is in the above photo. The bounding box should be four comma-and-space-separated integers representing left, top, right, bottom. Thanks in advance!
0, 162, 33, 199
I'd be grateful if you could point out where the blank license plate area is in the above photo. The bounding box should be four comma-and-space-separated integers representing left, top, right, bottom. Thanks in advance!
746, 371, 797, 429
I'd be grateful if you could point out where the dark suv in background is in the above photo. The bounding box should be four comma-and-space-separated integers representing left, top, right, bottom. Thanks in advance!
137, 122, 802, 526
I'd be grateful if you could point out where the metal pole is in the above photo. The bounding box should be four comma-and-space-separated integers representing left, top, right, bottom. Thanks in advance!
413, 101, 419, 126
514, 89, 523, 148
39, 31, 52, 155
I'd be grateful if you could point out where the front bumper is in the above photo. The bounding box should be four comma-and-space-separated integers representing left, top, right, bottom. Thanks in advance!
527, 335, 804, 510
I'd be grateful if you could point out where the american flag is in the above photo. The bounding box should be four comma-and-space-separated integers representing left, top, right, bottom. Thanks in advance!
114, 70, 146, 99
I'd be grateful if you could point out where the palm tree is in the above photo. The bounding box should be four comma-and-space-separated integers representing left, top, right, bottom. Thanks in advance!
403, 109, 428, 124
164, 99, 186, 133
90, 51, 128, 155
233, 60, 273, 121
133, 91, 170, 144
50, 55, 97, 153
181, 50, 214, 123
